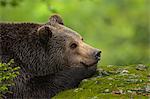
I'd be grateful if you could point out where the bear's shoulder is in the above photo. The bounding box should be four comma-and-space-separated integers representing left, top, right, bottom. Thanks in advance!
0, 22, 41, 28
0, 22, 43, 37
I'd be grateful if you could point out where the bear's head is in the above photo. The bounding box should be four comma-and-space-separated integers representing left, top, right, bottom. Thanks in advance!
36, 15, 101, 74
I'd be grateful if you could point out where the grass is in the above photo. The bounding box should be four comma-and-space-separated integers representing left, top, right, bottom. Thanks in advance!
53, 64, 150, 99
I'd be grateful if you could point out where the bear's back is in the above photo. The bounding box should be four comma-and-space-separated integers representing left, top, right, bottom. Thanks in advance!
0, 23, 41, 60
0, 23, 40, 37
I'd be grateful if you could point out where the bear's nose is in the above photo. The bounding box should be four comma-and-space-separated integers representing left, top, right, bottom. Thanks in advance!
94, 50, 101, 60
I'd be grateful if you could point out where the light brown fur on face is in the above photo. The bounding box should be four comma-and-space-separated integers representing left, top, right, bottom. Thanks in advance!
64, 37, 100, 67
45, 14, 101, 68
53, 23, 101, 67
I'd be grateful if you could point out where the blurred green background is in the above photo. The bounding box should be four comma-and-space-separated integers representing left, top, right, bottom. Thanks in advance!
0, 0, 149, 65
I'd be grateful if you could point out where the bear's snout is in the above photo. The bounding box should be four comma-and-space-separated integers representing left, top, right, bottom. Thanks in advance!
94, 50, 101, 61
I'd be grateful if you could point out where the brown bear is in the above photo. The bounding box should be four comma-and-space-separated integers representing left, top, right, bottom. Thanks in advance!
0, 15, 101, 99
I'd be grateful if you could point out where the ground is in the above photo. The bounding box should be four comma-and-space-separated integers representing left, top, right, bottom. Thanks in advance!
53, 64, 150, 99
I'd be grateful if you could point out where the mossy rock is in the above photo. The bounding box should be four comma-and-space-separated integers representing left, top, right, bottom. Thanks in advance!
53, 64, 150, 99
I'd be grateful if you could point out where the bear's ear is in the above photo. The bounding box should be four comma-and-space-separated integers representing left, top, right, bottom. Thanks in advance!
37, 25, 52, 44
49, 14, 64, 25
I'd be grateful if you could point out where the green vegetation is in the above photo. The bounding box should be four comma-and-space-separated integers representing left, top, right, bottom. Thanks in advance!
0, 0, 149, 65
0, 60, 20, 98
53, 65, 150, 99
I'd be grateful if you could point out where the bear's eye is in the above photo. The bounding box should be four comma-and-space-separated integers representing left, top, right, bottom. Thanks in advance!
81, 38, 83, 41
70, 43, 77, 49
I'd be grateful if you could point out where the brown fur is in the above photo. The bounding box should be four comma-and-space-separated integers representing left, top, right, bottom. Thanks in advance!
0, 15, 101, 98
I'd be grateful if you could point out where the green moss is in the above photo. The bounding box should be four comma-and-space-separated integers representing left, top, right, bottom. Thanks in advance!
53, 65, 150, 99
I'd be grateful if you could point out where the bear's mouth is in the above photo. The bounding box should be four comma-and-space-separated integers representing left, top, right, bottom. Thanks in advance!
80, 61, 99, 67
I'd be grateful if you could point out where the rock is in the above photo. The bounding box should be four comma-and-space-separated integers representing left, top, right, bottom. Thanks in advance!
96, 68, 110, 77
126, 79, 143, 83
145, 84, 150, 93
112, 89, 123, 94
136, 64, 148, 71
121, 70, 129, 73
130, 87, 145, 94
128, 74, 139, 78
120, 70, 129, 75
